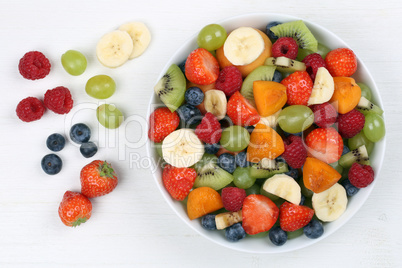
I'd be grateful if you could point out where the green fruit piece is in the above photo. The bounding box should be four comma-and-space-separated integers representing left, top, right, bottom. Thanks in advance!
155, 142, 163, 158
85, 75, 116, 99
96, 104, 124, 129
356, 96, 383, 115
233, 167, 255, 189
245, 183, 260, 195
240, 65, 276, 101
363, 112, 386, 142
194, 154, 233, 190
197, 24, 227, 51
264, 57, 306, 73
348, 131, 374, 155
250, 159, 288, 179
287, 228, 304, 239
220, 126, 250, 152
329, 161, 344, 175
248, 231, 269, 238
338, 145, 370, 168
357, 83, 372, 101
278, 105, 314, 133
299, 178, 314, 198
61, 50, 87, 76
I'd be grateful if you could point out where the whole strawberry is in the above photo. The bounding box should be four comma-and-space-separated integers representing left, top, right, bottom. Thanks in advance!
280, 71, 313, 106
80, 160, 118, 198
162, 164, 197, 201
148, 107, 180, 143
279, 201, 314, 232
325, 48, 357, 77
221, 187, 247, 212
58, 191, 92, 227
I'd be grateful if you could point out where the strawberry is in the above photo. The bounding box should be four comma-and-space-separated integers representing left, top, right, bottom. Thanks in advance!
325, 48, 357, 77
148, 107, 180, 143
227, 91, 260, 126
280, 71, 313, 105
305, 127, 343, 164
185, 48, 220, 85
221, 187, 247, 212
242, 194, 279, 235
195, 112, 222, 144
279, 201, 314, 232
162, 164, 197, 201
58, 191, 92, 227
80, 160, 118, 198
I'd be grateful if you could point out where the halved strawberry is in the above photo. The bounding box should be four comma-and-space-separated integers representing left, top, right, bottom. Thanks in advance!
162, 164, 197, 201
305, 127, 343, 164
227, 91, 260, 126
148, 107, 180, 143
280, 71, 313, 105
185, 48, 220, 85
242, 194, 279, 235
279, 201, 314, 232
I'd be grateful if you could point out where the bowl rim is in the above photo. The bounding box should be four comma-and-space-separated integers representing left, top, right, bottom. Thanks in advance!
146, 12, 386, 253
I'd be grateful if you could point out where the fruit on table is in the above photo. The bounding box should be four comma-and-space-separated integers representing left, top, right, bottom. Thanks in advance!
330, 76, 361, 114
18, 51, 51, 80
16, 97, 46, 122
96, 30, 133, 68
44, 86, 74, 115
187, 187, 223, 220
262, 174, 302, 205
279, 201, 314, 232
305, 127, 343, 164
58, 191, 92, 227
325, 48, 357, 77
312, 183, 348, 222
307, 67, 334, 105
61, 50, 87, 76
118, 21, 151, 59
46, 133, 65, 152
148, 107, 180, 143
253, 80, 287, 117
70, 123, 91, 144
185, 48, 219, 85
227, 91, 260, 126
278, 105, 314, 134
220, 125, 250, 152
162, 164, 197, 201
41, 153, 63, 175
203, 89, 227, 120
247, 123, 284, 162
197, 23, 227, 51
96, 104, 124, 129
80, 160, 118, 198
85, 75, 116, 99
80, 141, 98, 158
302, 157, 341, 193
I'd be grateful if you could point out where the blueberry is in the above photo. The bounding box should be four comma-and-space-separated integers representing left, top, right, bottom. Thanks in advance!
266, 21, 281, 40
272, 70, 283, 83
276, 156, 285, 163
269, 226, 287, 246
177, 104, 202, 126
342, 145, 351, 156
285, 166, 299, 180
80, 142, 98, 158
303, 219, 324, 239
204, 143, 220, 154
218, 153, 236, 173
225, 223, 246, 242
178, 59, 186, 75
299, 194, 306, 205
70, 123, 91, 144
185, 87, 204, 106
341, 178, 360, 197
46, 133, 65, 152
201, 214, 217, 230
235, 151, 249, 168
41, 154, 62, 175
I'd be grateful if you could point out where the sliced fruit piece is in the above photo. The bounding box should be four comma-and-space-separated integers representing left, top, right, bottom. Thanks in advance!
338, 145, 370, 168
303, 157, 342, 193
162, 165, 197, 201
249, 158, 288, 179
356, 96, 384, 115
203, 89, 227, 120
185, 48, 219, 85
215, 210, 243, 230
247, 124, 285, 163
330, 77, 361, 114
312, 183, 348, 222
187, 187, 223, 220
118, 21, 151, 59
264, 56, 306, 73
240, 65, 276, 102
154, 64, 186, 112
305, 127, 343, 164
253, 81, 287, 117
279, 202, 314, 232
96, 30, 134, 68
307, 67, 334, 105
227, 91, 260, 126
262, 174, 301, 204
270, 20, 318, 52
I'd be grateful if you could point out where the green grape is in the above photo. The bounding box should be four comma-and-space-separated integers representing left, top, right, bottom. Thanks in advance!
61, 50, 87, 76
287, 228, 304, 239
348, 131, 374, 155
317, 43, 331, 59
248, 231, 268, 238
363, 112, 385, 142
245, 183, 260, 195
96, 104, 124, 129
357, 82, 372, 101
329, 161, 343, 175
155, 142, 163, 158
220, 126, 250, 152
233, 167, 255, 189
86, 75, 116, 99
197, 24, 227, 51
278, 105, 314, 133
299, 178, 314, 198
296, 43, 330, 61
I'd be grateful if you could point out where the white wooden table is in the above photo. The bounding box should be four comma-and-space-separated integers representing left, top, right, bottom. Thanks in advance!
0, 0, 400, 267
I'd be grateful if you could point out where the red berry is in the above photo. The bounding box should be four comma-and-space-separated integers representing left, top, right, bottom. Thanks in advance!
18, 51, 51, 80
58, 191, 92, 227
282, 135, 307, 169
280, 71, 313, 106
305, 127, 343, 164
221, 187, 246, 212
185, 48, 219, 85
215, 66, 243, 97
195, 112, 222, 144
43, 86, 73, 114
271, 37, 298, 60
325, 48, 357, 77
148, 107, 180, 143
80, 160, 118, 198
227, 91, 260, 126
279, 202, 314, 232
348, 163, 375, 188
162, 164, 197, 201
310, 102, 338, 128
16, 97, 46, 122
337, 109, 365, 138
302, 53, 326, 81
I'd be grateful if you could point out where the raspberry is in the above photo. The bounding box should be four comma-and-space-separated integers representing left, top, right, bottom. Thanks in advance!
18, 51, 51, 80
215, 66, 243, 97
148, 107, 180, 143
44, 86, 74, 114
195, 112, 222, 144
348, 163, 374, 188
302, 53, 326, 81
271, 37, 298, 60
325, 48, 357, 77
16, 97, 46, 122
281, 135, 307, 169
337, 109, 365, 138
310, 102, 338, 128
221, 187, 246, 212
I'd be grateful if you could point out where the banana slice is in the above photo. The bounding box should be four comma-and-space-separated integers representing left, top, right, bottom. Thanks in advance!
162, 129, 204, 168
223, 27, 265, 66
215, 210, 242, 230
307, 67, 335, 105
254, 109, 282, 128
96, 30, 134, 68
262, 174, 301, 204
312, 183, 348, 222
204, 90, 227, 120
119, 21, 151, 59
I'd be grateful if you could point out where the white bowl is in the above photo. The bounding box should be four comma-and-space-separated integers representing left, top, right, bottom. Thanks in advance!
146, 13, 386, 253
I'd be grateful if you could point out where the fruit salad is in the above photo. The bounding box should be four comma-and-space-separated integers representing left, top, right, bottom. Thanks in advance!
148, 19, 385, 246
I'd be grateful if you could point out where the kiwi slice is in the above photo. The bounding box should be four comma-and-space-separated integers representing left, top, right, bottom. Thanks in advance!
356, 96, 384, 115
264, 57, 306, 73
249, 158, 289, 179
194, 154, 233, 190
338, 145, 370, 168
270, 20, 318, 52
240, 65, 276, 101
154, 64, 186, 112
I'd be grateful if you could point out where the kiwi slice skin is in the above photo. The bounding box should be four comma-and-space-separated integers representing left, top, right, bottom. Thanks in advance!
154, 64, 186, 112
270, 20, 318, 53
338, 145, 370, 168
264, 57, 306, 73
250, 161, 289, 179
356, 96, 384, 115
194, 163, 234, 190
240, 65, 276, 101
